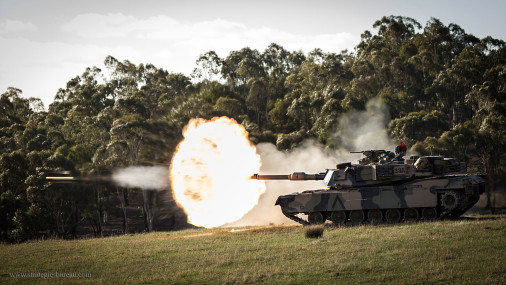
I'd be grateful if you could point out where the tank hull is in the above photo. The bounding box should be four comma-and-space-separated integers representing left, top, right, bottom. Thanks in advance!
275, 174, 486, 225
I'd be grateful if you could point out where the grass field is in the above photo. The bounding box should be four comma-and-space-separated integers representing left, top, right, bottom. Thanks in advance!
1, 215, 505, 284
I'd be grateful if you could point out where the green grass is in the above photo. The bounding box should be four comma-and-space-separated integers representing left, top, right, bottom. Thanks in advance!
1, 215, 505, 284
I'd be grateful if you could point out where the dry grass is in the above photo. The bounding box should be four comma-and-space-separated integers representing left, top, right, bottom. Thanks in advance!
0, 215, 504, 284
304, 225, 324, 238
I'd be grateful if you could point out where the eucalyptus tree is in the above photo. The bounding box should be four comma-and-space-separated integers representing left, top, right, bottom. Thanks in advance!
262, 43, 291, 104
192, 51, 223, 81
213, 97, 244, 119
1, 87, 32, 125
246, 77, 269, 128
0, 89, 35, 240
222, 47, 265, 91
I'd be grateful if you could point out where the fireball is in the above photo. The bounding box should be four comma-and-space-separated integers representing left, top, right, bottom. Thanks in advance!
170, 117, 265, 227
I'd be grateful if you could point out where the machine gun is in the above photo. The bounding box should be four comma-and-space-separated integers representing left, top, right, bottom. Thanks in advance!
350, 150, 394, 165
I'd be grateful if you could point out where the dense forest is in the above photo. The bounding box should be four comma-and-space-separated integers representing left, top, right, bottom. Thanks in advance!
1, 16, 505, 242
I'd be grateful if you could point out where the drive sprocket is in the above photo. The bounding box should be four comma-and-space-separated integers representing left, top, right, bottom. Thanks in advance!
440, 191, 463, 211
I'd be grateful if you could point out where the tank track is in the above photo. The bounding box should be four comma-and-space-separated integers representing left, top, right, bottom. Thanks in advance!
283, 189, 469, 225
281, 210, 309, 226
284, 206, 465, 226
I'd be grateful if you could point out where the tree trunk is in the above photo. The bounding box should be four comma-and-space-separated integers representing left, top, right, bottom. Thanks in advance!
116, 187, 128, 234
88, 217, 98, 237
142, 190, 157, 233
95, 187, 103, 237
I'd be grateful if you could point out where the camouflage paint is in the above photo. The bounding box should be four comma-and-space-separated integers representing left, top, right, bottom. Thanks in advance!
276, 175, 485, 215
260, 152, 487, 224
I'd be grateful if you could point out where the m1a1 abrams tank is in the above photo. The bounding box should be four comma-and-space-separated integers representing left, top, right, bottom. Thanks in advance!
251, 147, 486, 225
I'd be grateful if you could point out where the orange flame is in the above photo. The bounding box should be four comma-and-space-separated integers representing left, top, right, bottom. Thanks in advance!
169, 117, 265, 228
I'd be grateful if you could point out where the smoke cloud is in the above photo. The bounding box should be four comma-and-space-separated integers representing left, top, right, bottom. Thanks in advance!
112, 166, 170, 190
228, 97, 398, 226
332, 97, 394, 151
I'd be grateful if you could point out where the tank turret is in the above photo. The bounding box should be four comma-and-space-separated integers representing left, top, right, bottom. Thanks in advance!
252, 146, 486, 226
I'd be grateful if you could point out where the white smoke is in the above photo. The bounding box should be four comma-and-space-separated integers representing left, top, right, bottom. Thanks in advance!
227, 141, 341, 226
228, 97, 398, 226
332, 97, 394, 151
112, 166, 170, 190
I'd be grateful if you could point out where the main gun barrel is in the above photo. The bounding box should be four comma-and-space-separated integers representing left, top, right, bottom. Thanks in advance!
251, 172, 325, 181
46, 177, 78, 183
46, 176, 111, 184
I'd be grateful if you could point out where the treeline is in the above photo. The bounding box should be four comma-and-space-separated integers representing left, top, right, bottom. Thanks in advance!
1, 16, 504, 242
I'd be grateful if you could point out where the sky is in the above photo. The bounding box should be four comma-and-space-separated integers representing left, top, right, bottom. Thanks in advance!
1, 0, 505, 109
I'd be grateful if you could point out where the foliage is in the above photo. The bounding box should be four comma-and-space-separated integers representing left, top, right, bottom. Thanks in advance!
0, 15, 505, 241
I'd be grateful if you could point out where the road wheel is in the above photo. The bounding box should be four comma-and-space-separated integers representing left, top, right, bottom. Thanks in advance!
367, 209, 383, 225
441, 191, 463, 211
421, 207, 437, 221
403, 208, 419, 222
308, 212, 324, 225
330, 211, 347, 226
349, 210, 365, 225
385, 209, 401, 223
